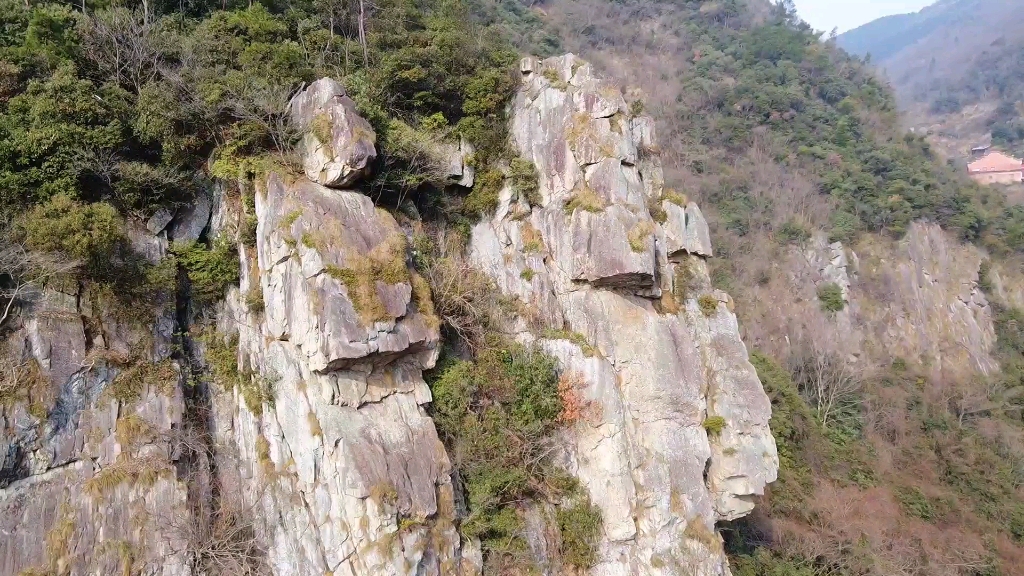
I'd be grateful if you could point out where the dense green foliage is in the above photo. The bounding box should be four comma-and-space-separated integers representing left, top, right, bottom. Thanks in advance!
428, 338, 601, 571
816, 282, 845, 313
170, 238, 240, 305
691, 6, 993, 242
0, 0, 530, 319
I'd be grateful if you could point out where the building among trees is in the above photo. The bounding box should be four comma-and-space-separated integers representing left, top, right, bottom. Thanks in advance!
967, 150, 1024, 184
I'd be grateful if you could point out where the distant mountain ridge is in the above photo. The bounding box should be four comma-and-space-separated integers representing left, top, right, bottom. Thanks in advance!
836, 0, 961, 62
838, 0, 1024, 156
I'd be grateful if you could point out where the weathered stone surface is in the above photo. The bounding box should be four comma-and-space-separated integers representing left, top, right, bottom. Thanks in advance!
469, 54, 778, 575
860, 222, 997, 377
168, 188, 212, 242
444, 137, 476, 188
290, 78, 377, 188
775, 223, 997, 380
146, 207, 175, 234
684, 203, 713, 258
1, 277, 189, 576
257, 173, 438, 373
205, 162, 458, 575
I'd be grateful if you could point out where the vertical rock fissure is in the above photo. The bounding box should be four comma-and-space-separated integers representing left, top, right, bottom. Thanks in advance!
170, 225, 233, 574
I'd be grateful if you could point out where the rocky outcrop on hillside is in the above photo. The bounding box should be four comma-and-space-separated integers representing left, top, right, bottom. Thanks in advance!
769, 222, 997, 380
290, 78, 378, 188
469, 54, 778, 575
1, 55, 780, 576
855, 222, 998, 377
206, 90, 463, 574
0, 238, 190, 575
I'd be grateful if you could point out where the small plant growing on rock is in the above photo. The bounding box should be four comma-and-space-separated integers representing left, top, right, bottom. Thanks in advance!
541, 68, 568, 90
370, 482, 399, 506
629, 99, 645, 117
520, 268, 536, 281
542, 328, 598, 357
245, 283, 264, 313
698, 294, 719, 317
662, 189, 688, 207
324, 235, 409, 325
170, 238, 240, 305
465, 168, 504, 216
508, 158, 541, 206
683, 518, 722, 551
628, 221, 655, 253
817, 282, 846, 313
702, 415, 726, 436
521, 223, 544, 253
564, 186, 607, 214
557, 493, 603, 569
776, 219, 811, 244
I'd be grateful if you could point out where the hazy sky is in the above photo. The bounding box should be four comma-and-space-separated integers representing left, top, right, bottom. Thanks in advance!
793, 0, 935, 33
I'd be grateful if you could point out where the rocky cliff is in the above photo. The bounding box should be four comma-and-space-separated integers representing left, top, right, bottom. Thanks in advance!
1, 56, 777, 576
468, 55, 778, 574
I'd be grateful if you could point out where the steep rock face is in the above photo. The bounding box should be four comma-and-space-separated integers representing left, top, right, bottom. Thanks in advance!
0, 252, 190, 575
781, 223, 997, 379
469, 54, 778, 575
208, 81, 463, 576
855, 222, 997, 377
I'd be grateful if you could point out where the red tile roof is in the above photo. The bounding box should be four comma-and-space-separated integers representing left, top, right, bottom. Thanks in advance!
968, 151, 1023, 174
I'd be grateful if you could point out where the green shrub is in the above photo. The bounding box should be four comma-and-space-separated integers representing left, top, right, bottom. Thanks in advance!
427, 337, 600, 567
629, 99, 645, 116
749, 351, 817, 516
465, 169, 504, 216
20, 194, 125, 276
703, 415, 727, 435
171, 238, 240, 305
776, 219, 811, 244
698, 294, 719, 316
200, 329, 240, 386
508, 158, 541, 205
730, 548, 819, 576
541, 67, 568, 90
245, 283, 264, 313
828, 210, 859, 244
557, 493, 602, 570
895, 486, 936, 521
817, 282, 845, 313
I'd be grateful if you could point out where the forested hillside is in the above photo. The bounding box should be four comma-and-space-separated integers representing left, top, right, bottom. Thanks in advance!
839, 0, 1024, 156
3, 0, 1024, 575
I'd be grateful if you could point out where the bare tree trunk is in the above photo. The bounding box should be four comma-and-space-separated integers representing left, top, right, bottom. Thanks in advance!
358, 0, 368, 68
344, 33, 350, 76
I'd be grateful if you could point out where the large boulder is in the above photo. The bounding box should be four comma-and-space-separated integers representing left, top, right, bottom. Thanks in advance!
289, 78, 377, 188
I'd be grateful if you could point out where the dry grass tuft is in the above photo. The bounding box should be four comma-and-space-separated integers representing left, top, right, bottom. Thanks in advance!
564, 186, 607, 214
418, 229, 514, 346
325, 235, 409, 325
